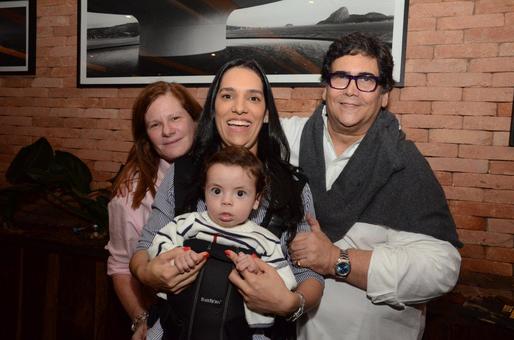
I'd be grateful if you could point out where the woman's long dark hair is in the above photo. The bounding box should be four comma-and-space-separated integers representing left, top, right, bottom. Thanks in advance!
187, 59, 304, 243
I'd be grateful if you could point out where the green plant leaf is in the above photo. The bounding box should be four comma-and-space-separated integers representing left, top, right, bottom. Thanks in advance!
1, 138, 110, 233
86, 196, 109, 230
54, 150, 92, 194
6, 137, 54, 184
0, 184, 42, 223
70, 194, 109, 229
26, 166, 67, 187
0, 190, 20, 222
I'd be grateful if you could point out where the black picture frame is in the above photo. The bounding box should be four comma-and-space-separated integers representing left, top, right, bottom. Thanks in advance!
0, 0, 36, 75
78, 0, 408, 87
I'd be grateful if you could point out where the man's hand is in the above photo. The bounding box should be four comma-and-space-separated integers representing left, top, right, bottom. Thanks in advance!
289, 215, 339, 276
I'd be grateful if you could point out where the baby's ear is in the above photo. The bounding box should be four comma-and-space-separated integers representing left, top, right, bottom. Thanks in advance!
252, 194, 261, 210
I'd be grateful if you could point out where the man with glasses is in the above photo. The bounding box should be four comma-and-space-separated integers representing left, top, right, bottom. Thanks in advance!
282, 32, 462, 339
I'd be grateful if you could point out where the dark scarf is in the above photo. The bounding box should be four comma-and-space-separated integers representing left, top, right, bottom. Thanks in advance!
299, 105, 461, 247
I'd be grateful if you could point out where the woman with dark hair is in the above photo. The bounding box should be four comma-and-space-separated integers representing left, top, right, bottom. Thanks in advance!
130, 59, 324, 339
106, 81, 202, 339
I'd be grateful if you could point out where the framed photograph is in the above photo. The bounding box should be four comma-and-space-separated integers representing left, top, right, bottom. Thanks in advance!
0, 0, 36, 74
78, 0, 408, 87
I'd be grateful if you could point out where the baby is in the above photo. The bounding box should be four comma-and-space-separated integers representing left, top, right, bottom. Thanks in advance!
148, 146, 296, 338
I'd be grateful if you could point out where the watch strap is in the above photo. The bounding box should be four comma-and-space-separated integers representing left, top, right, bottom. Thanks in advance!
338, 248, 349, 261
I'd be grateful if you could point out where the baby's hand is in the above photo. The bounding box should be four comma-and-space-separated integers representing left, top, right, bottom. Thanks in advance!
173, 247, 208, 274
234, 252, 260, 274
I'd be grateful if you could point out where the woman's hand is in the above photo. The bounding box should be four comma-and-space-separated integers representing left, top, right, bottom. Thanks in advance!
289, 215, 339, 276
226, 250, 298, 316
130, 247, 208, 294
131, 322, 147, 340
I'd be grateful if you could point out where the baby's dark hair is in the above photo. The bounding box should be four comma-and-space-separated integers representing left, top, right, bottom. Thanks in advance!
202, 146, 267, 195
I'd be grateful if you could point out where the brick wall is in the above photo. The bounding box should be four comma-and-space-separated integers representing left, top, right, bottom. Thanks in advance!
1, 0, 513, 297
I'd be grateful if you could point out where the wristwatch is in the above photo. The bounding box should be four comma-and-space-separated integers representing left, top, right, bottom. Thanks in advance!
334, 248, 351, 279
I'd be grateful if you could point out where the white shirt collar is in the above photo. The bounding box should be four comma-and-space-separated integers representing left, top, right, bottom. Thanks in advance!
321, 105, 362, 190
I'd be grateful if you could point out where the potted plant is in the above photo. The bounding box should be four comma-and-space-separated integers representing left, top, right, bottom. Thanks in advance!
0, 137, 110, 237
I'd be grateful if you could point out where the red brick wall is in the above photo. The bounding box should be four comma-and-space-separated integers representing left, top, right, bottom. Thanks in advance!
1, 0, 513, 296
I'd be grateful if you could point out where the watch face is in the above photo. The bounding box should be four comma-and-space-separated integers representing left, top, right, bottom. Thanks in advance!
336, 261, 351, 277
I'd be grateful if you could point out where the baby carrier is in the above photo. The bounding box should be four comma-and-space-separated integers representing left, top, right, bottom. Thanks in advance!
159, 238, 254, 340
152, 154, 306, 340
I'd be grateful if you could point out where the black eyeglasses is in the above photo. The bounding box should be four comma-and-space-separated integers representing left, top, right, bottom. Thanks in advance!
327, 71, 382, 92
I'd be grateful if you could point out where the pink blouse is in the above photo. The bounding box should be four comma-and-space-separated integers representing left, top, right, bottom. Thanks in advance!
106, 159, 170, 276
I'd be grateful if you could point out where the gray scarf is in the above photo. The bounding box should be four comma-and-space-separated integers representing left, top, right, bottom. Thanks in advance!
299, 105, 461, 247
